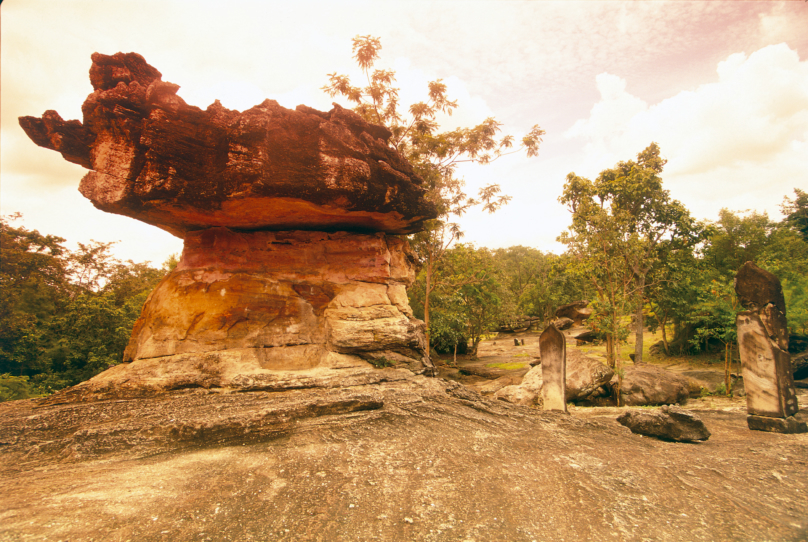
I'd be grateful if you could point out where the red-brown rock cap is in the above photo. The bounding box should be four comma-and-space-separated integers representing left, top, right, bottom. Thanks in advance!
19, 52, 438, 236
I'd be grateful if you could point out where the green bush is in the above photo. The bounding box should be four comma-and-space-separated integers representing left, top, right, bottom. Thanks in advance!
0, 374, 38, 402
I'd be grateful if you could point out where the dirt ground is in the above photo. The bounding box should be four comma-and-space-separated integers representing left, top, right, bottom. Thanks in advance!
1, 330, 807, 542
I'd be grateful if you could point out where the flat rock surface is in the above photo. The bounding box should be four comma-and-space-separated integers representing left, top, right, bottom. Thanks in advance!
1, 373, 807, 541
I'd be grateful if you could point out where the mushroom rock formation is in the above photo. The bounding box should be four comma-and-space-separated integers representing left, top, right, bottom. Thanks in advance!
20, 52, 438, 394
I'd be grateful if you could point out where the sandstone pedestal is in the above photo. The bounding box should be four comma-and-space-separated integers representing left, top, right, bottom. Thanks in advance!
735, 262, 805, 433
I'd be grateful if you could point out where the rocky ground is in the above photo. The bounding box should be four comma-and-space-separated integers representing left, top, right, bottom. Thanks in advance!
1, 333, 807, 542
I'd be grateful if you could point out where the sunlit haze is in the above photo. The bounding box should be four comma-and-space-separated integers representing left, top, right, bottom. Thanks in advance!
2, 0, 807, 265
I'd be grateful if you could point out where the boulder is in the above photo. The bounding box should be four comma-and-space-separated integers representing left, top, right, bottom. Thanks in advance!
793, 352, 808, 381
493, 384, 537, 406
473, 375, 523, 395
493, 351, 613, 405
614, 363, 690, 406
565, 350, 614, 400
789, 333, 808, 354
555, 300, 592, 322
574, 330, 599, 344
617, 405, 711, 442
19, 52, 438, 236
555, 317, 574, 330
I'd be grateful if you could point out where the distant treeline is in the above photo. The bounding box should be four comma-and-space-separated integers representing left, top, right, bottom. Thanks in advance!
2, 188, 807, 400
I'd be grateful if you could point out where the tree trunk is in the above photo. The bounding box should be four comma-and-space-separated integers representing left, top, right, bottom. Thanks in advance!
606, 335, 615, 368
634, 273, 645, 364
724, 342, 731, 396
469, 339, 480, 359
661, 310, 670, 356
424, 256, 432, 352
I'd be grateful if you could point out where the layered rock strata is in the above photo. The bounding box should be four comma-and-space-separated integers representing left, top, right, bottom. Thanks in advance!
19, 52, 436, 236
734, 262, 805, 433
19, 52, 437, 393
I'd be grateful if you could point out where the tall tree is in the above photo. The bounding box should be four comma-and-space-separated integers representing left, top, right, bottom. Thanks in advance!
323, 35, 544, 351
409, 244, 503, 358
781, 188, 808, 242
0, 214, 173, 398
559, 143, 698, 366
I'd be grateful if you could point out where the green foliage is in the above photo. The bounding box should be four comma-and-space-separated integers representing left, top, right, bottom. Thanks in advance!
493, 247, 591, 326
325, 36, 543, 352
0, 374, 39, 402
0, 214, 170, 399
367, 357, 395, 369
558, 143, 699, 365
409, 244, 504, 357
686, 279, 738, 354
781, 188, 808, 242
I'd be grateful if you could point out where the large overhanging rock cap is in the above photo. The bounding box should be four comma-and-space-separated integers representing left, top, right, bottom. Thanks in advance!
19, 52, 438, 236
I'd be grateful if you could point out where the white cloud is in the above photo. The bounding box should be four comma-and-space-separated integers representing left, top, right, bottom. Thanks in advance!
565, 43, 808, 221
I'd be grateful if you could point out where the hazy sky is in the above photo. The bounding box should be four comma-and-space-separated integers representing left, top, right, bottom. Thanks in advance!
2, 1, 807, 265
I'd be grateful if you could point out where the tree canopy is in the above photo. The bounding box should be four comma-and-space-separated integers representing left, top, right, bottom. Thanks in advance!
324, 35, 545, 353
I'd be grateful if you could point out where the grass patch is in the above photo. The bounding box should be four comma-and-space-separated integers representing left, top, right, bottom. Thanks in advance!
512, 353, 531, 358
486, 362, 526, 370
367, 357, 395, 368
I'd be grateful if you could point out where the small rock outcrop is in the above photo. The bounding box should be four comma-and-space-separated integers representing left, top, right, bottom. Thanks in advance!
617, 405, 711, 442
615, 364, 690, 406
494, 350, 613, 406
573, 330, 598, 344
554, 317, 574, 330
734, 262, 805, 433
566, 350, 614, 399
19, 52, 438, 396
555, 300, 592, 323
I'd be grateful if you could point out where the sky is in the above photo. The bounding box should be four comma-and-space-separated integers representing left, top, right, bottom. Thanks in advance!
2, 0, 807, 265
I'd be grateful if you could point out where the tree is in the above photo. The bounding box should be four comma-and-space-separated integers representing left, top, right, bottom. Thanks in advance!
0, 215, 69, 377
702, 209, 772, 280
409, 244, 504, 359
324, 35, 544, 353
686, 279, 739, 395
558, 143, 699, 367
0, 214, 173, 398
493, 248, 592, 327
781, 188, 808, 242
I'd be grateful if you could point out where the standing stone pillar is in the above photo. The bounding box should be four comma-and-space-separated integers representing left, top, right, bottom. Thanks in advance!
540, 324, 567, 412
735, 262, 806, 433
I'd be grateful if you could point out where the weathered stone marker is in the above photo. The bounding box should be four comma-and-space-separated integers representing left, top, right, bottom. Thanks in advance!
735, 262, 806, 433
540, 324, 567, 412
19, 52, 439, 397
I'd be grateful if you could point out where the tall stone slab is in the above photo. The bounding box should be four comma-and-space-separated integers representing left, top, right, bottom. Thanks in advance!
540, 324, 567, 412
735, 262, 806, 433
